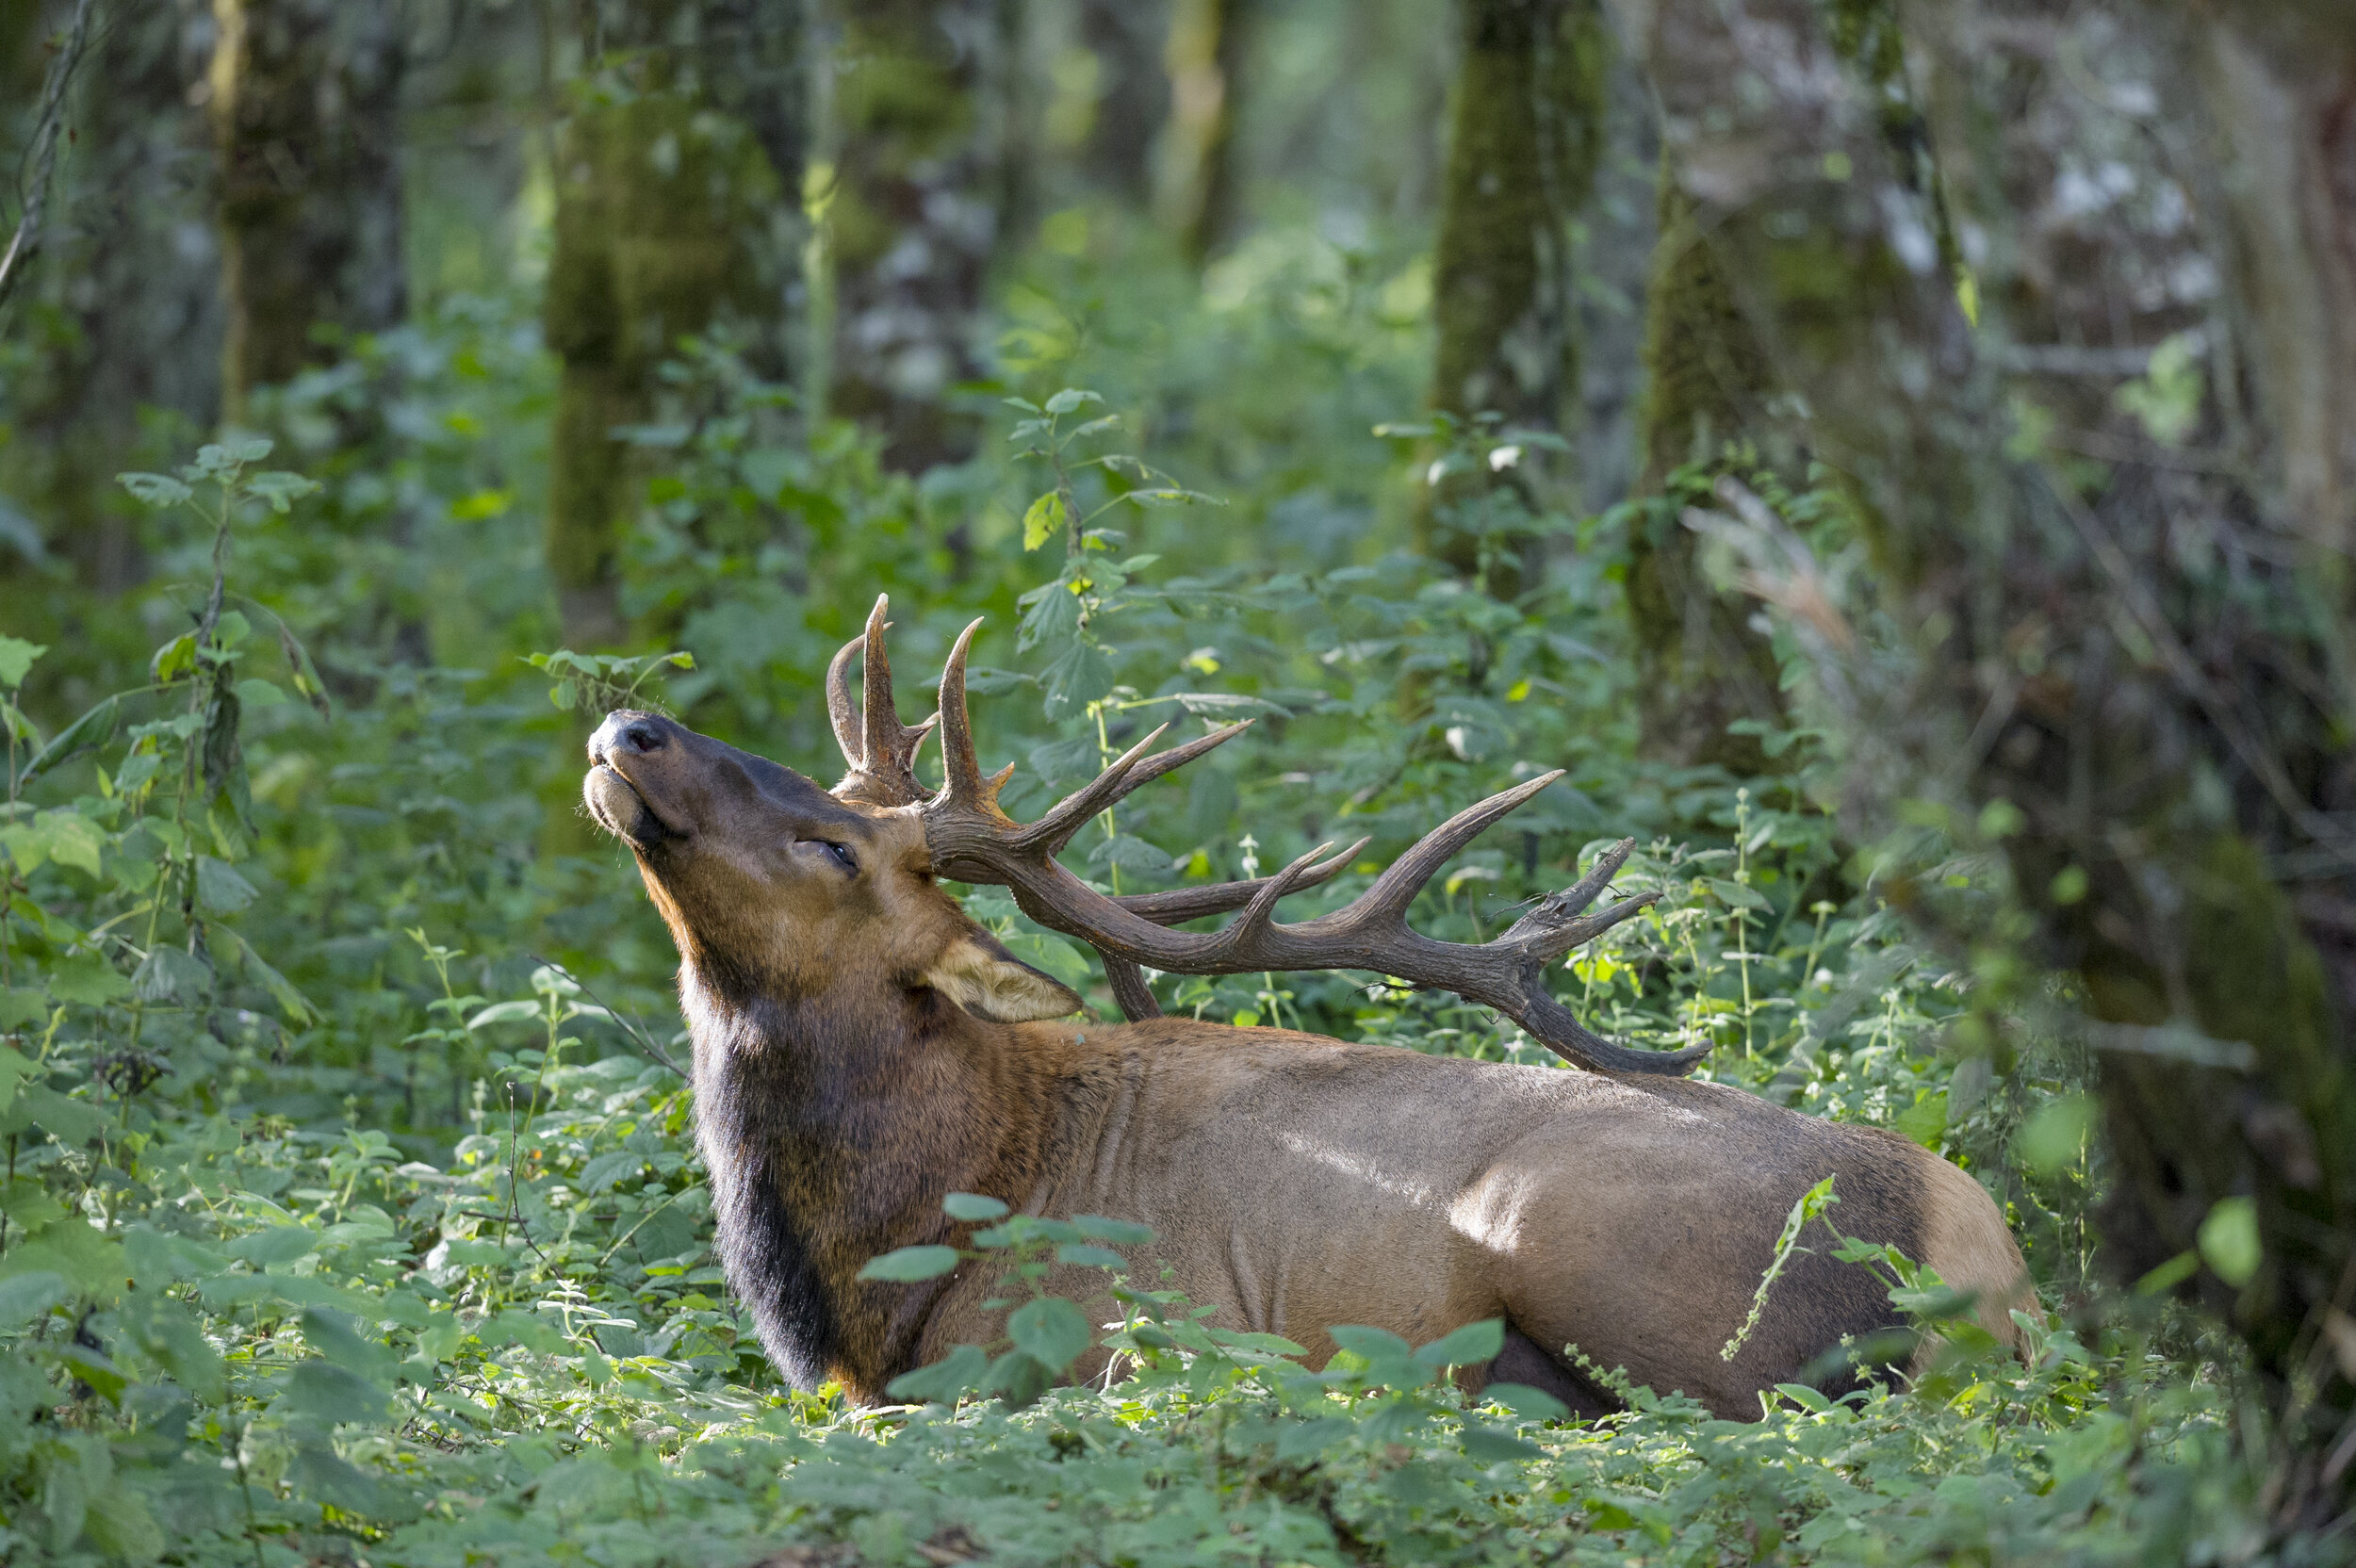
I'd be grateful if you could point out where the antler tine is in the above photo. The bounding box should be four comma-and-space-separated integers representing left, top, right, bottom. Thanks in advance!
1014, 722, 1170, 853
826, 635, 864, 768
912, 614, 1695, 1074
1498, 838, 1654, 962
1115, 837, 1366, 925
860, 596, 899, 772
1532, 892, 1660, 957
1107, 719, 1252, 799
1018, 720, 1255, 856
1339, 772, 1563, 930
826, 596, 938, 805
1204, 842, 1333, 962
934, 617, 1003, 817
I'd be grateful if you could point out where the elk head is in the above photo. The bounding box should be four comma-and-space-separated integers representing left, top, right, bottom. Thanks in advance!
586, 594, 1706, 1075
581, 684, 1081, 1024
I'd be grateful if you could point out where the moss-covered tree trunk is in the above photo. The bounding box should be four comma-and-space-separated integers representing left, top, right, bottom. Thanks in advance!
210, 0, 406, 421
3, 0, 219, 607
543, 1, 803, 647
1624, 0, 2356, 1527
826, 0, 1002, 474
1618, 172, 1788, 770
1420, 0, 1606, 598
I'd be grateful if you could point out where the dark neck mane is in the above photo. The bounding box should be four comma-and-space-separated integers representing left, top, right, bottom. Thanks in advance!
676, 957, 1071, 1396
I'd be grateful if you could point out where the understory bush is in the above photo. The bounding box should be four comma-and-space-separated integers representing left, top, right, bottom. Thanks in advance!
0, 297, 2251, 1563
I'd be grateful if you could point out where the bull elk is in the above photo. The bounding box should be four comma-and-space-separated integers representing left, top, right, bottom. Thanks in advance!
581, 596, 2033, 1417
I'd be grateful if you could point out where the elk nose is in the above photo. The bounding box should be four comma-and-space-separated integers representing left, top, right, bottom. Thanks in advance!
591, 711, 672, 764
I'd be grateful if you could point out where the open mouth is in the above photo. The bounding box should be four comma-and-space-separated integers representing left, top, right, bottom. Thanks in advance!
583, 763, 682, 846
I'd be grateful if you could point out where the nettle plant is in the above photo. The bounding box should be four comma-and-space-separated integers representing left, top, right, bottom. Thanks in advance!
1, 442, 326, 1228
857, 1192, 1576, 1451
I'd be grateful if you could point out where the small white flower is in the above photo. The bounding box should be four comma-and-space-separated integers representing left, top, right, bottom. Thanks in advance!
1488, 444, 1522, 471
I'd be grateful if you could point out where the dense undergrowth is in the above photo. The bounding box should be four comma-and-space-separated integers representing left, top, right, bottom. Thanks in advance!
0, 246, 2261, 1563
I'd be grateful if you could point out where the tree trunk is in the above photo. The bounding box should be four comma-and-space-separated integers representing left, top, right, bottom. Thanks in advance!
1419, 0, 1607, 599
3, 0, 218, 606
544, 0, 805, 647
210, 0, 406, 421
1619, 168, 1789, 771
1620, 0, 2356, 1529
1159, 0, 1252, 265
826, 0, 1002, 474
1077, 0, 1170, 206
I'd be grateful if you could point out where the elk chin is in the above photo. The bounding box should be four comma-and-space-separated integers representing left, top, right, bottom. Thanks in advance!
583, 764, 678, 848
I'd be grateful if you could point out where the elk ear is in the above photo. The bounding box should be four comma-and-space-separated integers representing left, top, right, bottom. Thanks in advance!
922, 932, 1084, 1021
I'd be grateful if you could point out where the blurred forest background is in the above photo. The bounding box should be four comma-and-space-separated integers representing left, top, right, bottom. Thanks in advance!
0, 0, 2353, 1562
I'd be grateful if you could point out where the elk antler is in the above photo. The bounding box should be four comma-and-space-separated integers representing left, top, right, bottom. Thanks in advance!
828, 595, 938, 807
920, 618, 1708, 1076
828, 607, 1356, 1005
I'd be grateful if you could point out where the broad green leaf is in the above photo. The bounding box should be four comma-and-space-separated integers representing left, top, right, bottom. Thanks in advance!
2014, 1093, 2094, 1174
1483, 1381, 1571, 1421
117, 471, 193, 508
1460, 1424, 1544, 1463
300, 1307, 399, 1382
228, 1226, 319, 1266
0, 1269, 68, 1323
81, 1484, 166, 1561
196, 855, 258, 912
0, 1177, 63, 1230
1707, 877, 1771, 911
2199, 1196, 2261, 1288
1775, 1381, 1835, 1413
274, 1358, 392, 1425
1275, 1415, 1354, 1462
41, 811, 103, 875
1327, 1324, 1415, 1363
217, 924, 315, 1024
16, 693, 121, 787
467, 999, 544, 1029
234, 676, 289, 708
1006, 1296, 1093, 1371
1, 1218, 126, 1295
1040, 638, 1115, 721
3, 1085, 106, 1145
58, 1342, 126, 1404
151, 631, 198, 683
0, 635, 45, 689
47, 956, 129, 1005
1044, 388, 1103, 415
858, 1245, 960, 1282
885, 1342, 989, 1404
1074, 1216, 1154, 1247
983, 1348, 1056, 1409
1055, 1243, 1127, 1270
0, 1044, 31, 1112
942, 1192, 1008, 1221
131, 945, 211, 1005
246, 470, 321, 513
1415, 1317, 1505, 1369
1022, 490, 1065, 551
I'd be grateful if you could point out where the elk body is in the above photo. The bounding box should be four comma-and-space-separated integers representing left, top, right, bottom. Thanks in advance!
581, 599, 2034, 1417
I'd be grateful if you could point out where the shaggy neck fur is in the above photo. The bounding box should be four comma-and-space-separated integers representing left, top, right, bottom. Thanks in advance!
678, 954, 1078, 1397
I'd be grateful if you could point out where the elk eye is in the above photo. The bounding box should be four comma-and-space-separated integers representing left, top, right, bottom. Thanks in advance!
820, 841, 858, 874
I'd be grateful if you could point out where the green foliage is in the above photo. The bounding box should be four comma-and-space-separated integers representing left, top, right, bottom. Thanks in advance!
0, 280, 2255, 1563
